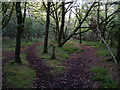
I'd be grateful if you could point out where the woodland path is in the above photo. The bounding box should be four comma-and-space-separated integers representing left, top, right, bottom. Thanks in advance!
2, 41, 119, 88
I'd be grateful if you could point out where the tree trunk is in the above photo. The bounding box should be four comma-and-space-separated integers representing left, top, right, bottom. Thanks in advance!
58, 2, 65, 45
43, 2, 51, 53
51, 45, 56, 60
116, 1, 120, 62
102, 3, 107, 43
56, 20, 59, 43
15, 2, 23, 63
15, 29, 22, 63
15, 2, 26, 63
116, 32, 120, 62
79, 29, 82, 44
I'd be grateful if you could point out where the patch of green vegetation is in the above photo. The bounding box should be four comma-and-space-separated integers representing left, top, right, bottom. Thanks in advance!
2, 39, 16, 52
92, 73, 105, 81
45, 60, 65, 74
83, 41, 105, 48
38, 41, 79, 75
83, 41, 116, 57
41, 53, 51, 59
99, 82, 119, 88
90, 67, 108, 75
38, 41, 79, 61
80, 49, 85, 52
3, 54, 35, 88
90, 66, 120, 88
50, 66, 65, 74
103, 75, 116, 83
2, 38, 35, 52
21, 42, 33, 47
46, 60, 60, 67
96, 50, 110, 56
3, 48, 15, 52
62, 42, 79, 54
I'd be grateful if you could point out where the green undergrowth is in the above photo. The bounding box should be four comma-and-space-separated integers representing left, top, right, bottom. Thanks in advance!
83, 41, 116, 56
38, 41, 79, 75
3, 54, 35, 88
90, 66, 120, 88
83, 41, 105, 48
2, 38, 37, 52
96, 50, 110, 56
90, 67, 108, 75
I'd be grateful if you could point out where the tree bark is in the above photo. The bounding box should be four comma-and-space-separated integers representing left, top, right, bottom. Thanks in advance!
58, 2, 65, 45
79, 29, 82, 44
15, 2, 27, 63
15, 2, 23, 63
116, 1, 120, 62
43, 2, 51, 53
101, 3, 107, 43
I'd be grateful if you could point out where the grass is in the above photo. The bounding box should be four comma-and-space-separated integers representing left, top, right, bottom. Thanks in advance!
3, 54, 35, 88
96, 50, 110, 56
38, 41, 79, 74
92, 73, 105, 81
61, 42, 79, 54
90, 66, 108, 75
83, 41, 116, 56
50, 66, 65, 74
90, 66, 120, 88
99, 82, 119, 88
2, 38, 35, 52
83, 41, 105, 48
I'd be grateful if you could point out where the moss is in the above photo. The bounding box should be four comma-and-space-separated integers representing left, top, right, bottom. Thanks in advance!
96, 50, 110, 56
3, 54, 35, 88
90, 67, 108, 75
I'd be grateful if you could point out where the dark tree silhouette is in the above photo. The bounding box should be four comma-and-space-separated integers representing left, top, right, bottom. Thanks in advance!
43, 2, 51, 53
116, 1, 120, 62
15, 2, 27, 63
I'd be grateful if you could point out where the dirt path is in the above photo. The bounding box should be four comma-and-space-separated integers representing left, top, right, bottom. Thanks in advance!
2, 42, 120, 88
24, 43, 100, 88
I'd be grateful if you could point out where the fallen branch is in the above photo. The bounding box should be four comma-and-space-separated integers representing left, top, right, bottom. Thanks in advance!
96, 23, 117, 64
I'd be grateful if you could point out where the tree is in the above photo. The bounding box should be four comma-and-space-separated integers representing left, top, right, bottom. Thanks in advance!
58, 2, 96, 47
15, 2, 27, 63
116, 1, 120, 62
2, 2, 14, 28
43, 1, 51, 53
57, 2, 65, 45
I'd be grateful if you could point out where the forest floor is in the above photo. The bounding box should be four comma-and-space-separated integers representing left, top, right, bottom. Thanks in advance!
2, 41, 120, 88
